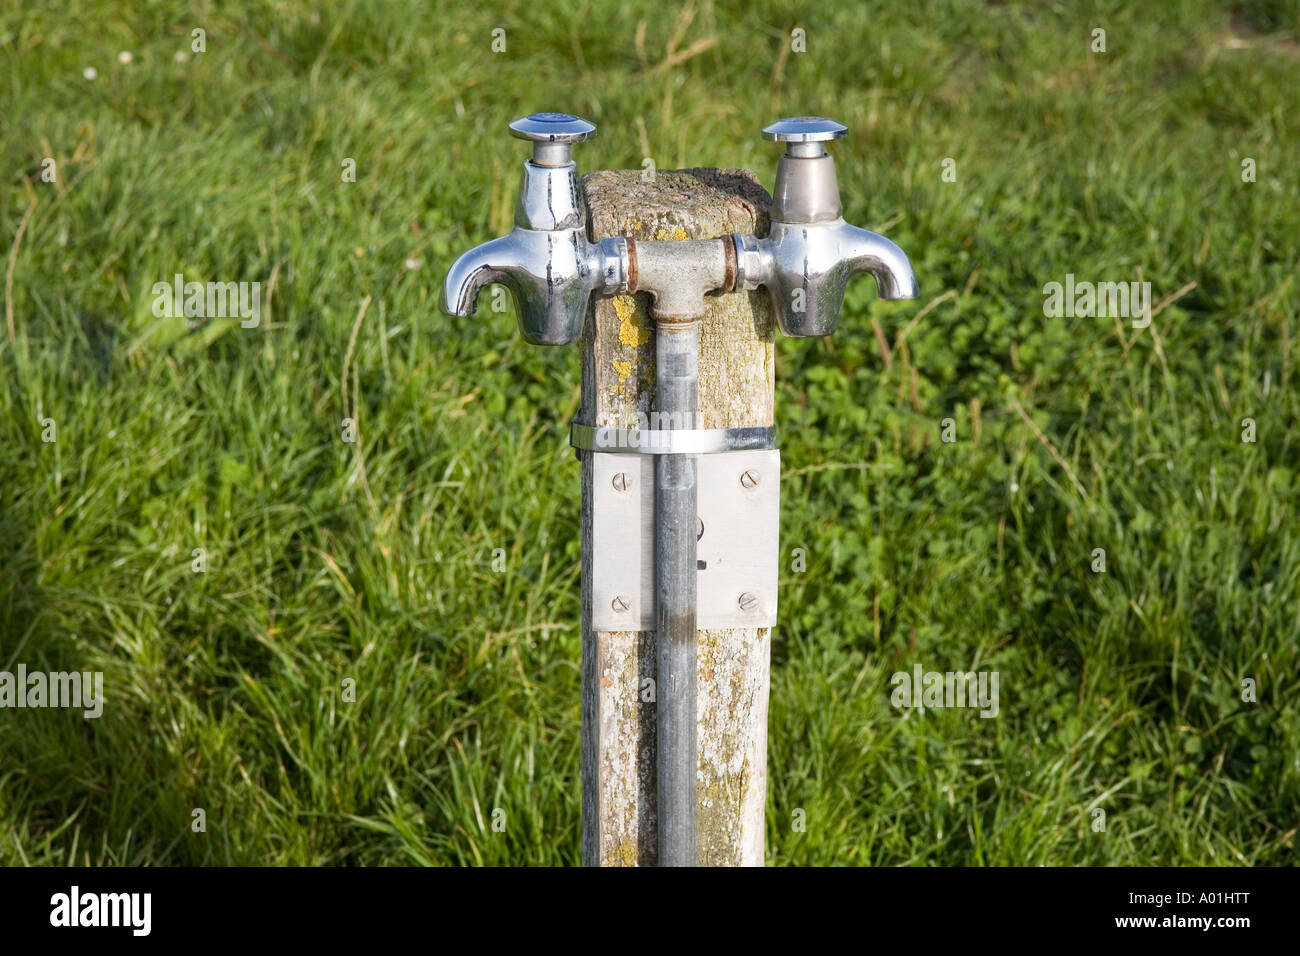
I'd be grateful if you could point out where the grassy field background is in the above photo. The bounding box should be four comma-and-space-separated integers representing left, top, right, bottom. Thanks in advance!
1, 0, 1298, 865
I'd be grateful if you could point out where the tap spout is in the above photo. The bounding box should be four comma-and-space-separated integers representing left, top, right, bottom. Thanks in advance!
756, 218, 918, 337
840, 223, 917, 301
443, 229, 628, 345
442, 235, 519, 318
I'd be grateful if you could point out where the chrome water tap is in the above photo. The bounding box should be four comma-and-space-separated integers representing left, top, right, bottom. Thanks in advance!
442, 113, 629, 345
733, 117, 916, 335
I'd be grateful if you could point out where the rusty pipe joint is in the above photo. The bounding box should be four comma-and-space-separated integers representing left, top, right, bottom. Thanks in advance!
626, 237, 734, 328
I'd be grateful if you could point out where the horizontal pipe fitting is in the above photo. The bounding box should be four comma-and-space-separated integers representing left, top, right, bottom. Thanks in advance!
626, 237, 730, 325
595, 237, 630, 296
731, 233, 774, 292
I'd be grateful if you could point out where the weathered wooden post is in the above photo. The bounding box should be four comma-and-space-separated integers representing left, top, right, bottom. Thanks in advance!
578, 169, 776, 866
443, 113, 916, 867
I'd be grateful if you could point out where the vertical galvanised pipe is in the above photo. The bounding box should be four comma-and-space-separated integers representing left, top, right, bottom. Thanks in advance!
655, 323, 699, 867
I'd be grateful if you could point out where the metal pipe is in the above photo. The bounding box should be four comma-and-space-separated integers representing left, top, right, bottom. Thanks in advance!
655, 322, 699, 867
624, 238, 727, 867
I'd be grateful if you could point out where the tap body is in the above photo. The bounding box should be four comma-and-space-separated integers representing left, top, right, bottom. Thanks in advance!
730, 128, 917, 336
733, 219, 916, 337
444, 159, 628, 345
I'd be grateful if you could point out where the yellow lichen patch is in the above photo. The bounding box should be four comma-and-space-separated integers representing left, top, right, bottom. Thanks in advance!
654, 226, 690, 241
613, 360, 632, 384
614, 838, 638, 867
613, 295, 650, 347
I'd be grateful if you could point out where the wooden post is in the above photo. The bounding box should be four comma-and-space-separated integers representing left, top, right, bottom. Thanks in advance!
579, 168, 774, 866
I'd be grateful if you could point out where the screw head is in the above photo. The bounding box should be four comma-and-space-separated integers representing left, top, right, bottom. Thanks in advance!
740, 469, 760, 489
611, 595, 631, 613
697, 517, 704, 540
612, 472, 631, 492
738, 591, 759, 612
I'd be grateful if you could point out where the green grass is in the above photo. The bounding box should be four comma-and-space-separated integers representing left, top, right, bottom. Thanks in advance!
1, 0, 1298, 865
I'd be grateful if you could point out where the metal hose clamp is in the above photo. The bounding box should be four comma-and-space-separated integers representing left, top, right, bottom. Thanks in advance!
569, 422, 776, 454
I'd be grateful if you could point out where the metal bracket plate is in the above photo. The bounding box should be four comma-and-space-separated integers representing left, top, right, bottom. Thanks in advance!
591, 449, 779, 631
